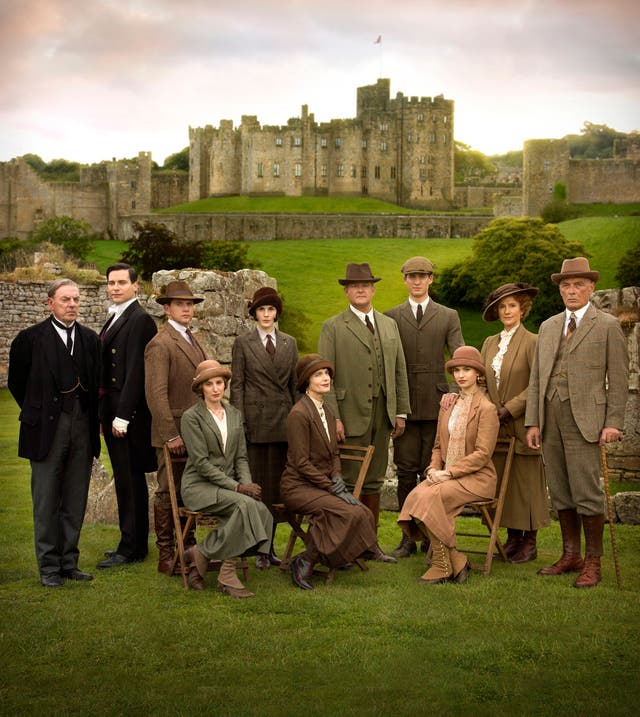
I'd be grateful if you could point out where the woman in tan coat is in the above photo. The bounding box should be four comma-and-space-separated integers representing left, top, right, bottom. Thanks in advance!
280, 354, 384, 590
398, 346, 499, 584
480, 283, 549, 563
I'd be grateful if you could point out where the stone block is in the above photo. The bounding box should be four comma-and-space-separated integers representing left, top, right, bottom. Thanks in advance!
613, 491, 640, 525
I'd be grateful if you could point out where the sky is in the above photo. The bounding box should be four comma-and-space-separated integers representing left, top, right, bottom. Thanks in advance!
1, 0, 638, 165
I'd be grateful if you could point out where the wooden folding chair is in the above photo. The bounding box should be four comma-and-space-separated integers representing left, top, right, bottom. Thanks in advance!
274, 443, 375, 585
452, 436, 516, 575
163, 444, 248, 590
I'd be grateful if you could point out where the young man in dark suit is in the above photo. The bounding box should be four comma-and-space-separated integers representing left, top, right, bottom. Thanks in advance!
9, 279, 101, 587
97, 263, 157, 568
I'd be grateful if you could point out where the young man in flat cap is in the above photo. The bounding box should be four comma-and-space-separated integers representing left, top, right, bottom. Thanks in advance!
318, 262, 410, 558
144, 280, 207, 577
525, 257, 628, 588
385, 256, 464, 557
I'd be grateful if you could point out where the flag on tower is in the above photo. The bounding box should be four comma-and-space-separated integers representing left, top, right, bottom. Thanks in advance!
374, 35, 382, 44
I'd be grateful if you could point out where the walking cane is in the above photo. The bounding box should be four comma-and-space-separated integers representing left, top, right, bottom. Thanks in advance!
600, 443, 622, 590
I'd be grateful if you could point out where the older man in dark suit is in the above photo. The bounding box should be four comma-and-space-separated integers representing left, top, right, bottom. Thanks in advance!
526, 257, 628, 588
144, 280, 207, 576
385, 256, 464, 557
97, 263, 157, 568
9, 279, 101, 587
318, 262, 410, 550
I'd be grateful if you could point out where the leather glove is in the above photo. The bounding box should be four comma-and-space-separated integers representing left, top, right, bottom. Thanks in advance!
498, 406, 512, 423
331, 475, 347, 494
335, 489, 360, 505
237, 483, 262, 500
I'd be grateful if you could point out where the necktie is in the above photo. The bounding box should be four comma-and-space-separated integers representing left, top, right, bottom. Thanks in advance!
416, 304, 423, 324
365, 315, 375, 334
266, 334, 276, 357
52, 317, 73, 352
185, 328, 195, 346
317, 403, 330, 439
567, 312, 577, 339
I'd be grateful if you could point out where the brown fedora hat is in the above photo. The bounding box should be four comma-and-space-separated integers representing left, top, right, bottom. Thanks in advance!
295, 353, 334, 391
551, 257, 600, 284
248, 286, 283, 317
192, 359, 232, 393
445, 346, 485, 376
156, 280, 204, 305
482, 282, 539, 322
338, 262, 382, 285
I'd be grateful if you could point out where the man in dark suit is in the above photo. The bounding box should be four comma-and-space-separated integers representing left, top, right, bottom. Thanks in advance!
526, 257, 629, 588
144, 280, 207, 576
385, 256, 464, 557
97, 263, 157, 568
8, 279, 101, 587
318, 262, 410, 551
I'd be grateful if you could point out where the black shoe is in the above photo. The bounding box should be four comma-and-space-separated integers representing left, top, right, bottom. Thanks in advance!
255, 554, 271, 570
290, 554, 314, 590
41, 574, 64, 588
97, 553, 135, 569
451, 561, 470, 585
104, 549, 118, 558
62, 568, 94, 581
392, 535, 417, 559
268, 550, 282, 567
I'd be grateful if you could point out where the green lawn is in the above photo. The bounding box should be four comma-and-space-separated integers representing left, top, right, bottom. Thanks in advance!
1, 389, 639, 715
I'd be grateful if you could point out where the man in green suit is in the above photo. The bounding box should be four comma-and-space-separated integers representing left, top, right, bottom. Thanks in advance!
525, 257, 628, 589
318, 263, 410, 541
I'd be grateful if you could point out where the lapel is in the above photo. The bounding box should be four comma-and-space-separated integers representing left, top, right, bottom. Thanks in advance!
400, 300, 421, 330
303, 395, 331, 450
568, 304, 597, 353
101, 301, 138, 346
419, 299, 438, 331
342, 309, 373, 349
497, 325, 525, 398
43, 318, 63, 391
246, 328, 279, 379
483, 334, 500, 402
545, 313, 565, 366
196, 399, 225, 455
166, 323, 205, 367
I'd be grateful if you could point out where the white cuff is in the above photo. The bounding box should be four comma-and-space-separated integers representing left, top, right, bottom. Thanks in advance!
112, 417, 130, 433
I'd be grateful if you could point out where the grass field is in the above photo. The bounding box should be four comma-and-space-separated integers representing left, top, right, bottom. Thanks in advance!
1, 389, 639, 716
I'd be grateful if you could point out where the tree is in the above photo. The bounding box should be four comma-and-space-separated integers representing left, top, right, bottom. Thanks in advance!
163, 147, 189, 172
567, 122, 627, 159
454, 141, 497, 184
121, 220, 259, 279
615, 240, 640, 288
436, 217, 588, 325
30, 215, 95, 261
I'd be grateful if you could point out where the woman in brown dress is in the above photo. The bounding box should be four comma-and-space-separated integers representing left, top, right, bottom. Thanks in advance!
480, 283, 549, 563
280, 354, 385, 590
398, 346, 499, 584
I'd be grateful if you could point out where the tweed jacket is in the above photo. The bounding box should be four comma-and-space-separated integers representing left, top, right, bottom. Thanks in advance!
429, 390, 499, 493
481, 325, 539, 455
230, 327, 298, 444
180, 399, 252, 511
8, 318, 101, 461
318, 308, 410, 435
281, 395, 341, 494
144, 323, 207, 447
385, 299, 463, 420
525, 304, 629, 443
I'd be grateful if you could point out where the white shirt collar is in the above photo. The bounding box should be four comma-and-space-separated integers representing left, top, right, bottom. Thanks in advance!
349, 305, 374, 324
565, 303, 590, 324
168, 319, 189, 336
108, 297, 137, 318
257, 327, 276, 346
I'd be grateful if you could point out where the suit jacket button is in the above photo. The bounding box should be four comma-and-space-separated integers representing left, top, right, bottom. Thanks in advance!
112, 349, 116, 354
112, 378, 116, 383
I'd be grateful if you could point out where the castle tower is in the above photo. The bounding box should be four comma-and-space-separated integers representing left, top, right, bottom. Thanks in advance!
523, 139, 570, 216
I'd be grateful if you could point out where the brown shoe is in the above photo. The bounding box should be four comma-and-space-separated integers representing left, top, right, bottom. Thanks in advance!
392, 534, 417, 559
157, 558, 174, 575
187, 566, 205, 590
510, 531, 537, 564
573, 556, 601, 589
217, 583, 255, 598
537, 552, 584, 575
503, 529, 524, 559
184, 546, 209, 580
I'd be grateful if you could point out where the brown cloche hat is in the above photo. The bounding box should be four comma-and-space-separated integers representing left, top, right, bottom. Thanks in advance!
192, 360, 232, 393
445, 346, 485, 376
156, 280, 204, 305
295, 353, 334, 391
482, 282, 539, 322
551, 257, 600, 284
401, 256, 434, 275
248, 286, 283, 317
338, 262, 382, 285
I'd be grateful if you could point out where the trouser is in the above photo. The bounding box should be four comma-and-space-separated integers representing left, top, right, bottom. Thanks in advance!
393, 419, 437, 510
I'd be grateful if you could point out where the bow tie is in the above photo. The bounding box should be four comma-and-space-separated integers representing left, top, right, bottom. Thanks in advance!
108, 305, 119, 315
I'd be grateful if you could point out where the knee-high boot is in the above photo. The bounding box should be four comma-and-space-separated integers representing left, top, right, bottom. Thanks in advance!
574, 514, 604, 589
154, 495, 175, 575
537, 509, 584, 575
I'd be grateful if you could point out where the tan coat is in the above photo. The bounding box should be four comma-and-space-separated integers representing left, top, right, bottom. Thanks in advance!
398, 391, 499, 547
144, 323, 206, 448
481, 325, 549, 530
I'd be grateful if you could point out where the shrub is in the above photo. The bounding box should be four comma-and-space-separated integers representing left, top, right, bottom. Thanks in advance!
30, 216, 95, 261
615, 240, 640, 288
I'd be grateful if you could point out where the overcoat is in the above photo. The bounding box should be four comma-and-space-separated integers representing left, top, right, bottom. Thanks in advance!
280, 395, 377, 566
230, 327, 298, 444
385, 299, 463, 420
9, 318, 101, 461
524, 304, 628, 442
398, 391, 499, 547
318, 308, 410, 435
144, 323, 206, 447
481, 325, 549, 530
100, 301, 157, 471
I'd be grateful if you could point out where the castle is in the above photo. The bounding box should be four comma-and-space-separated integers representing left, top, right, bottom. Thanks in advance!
0, 78, 638, 241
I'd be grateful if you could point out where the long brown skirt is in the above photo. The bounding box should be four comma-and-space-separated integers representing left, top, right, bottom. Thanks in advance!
247, 441, 287, 519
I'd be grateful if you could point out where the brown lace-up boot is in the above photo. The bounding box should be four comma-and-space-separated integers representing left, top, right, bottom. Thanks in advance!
574, 514, 604, 589
537, 509, 584, 575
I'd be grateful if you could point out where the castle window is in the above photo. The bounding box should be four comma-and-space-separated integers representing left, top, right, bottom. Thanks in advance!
257, 163, 264, 178
361, 166, 367, 178
335, 137, 342, 148
543, 160, 551, 172
131, 200, 136, 209
407, 134, 412, 143
419, 169, 427, 181
429, 133, 436, 144
350, 165, 357, 178
362, 139, 367, 149
337, 164, 344, 177
294, 137, 302, 146
321, 163, 327, 177
379, 123, 388, 132
443, 116, 448, 124
380, 141, 387, 152
419, 155, 426, 164
374, 165, 381, 179
275, 137, 283, 146
390, 166, 396, 179
131, 180, 137, 189
417, 113, 424, 122
442, 134, 448, 144
273, 162, 280, 177
321, 137, 327, 148
295, 163, 302, 177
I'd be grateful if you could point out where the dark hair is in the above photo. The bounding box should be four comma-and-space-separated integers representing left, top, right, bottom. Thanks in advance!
106, 262, 138, 282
